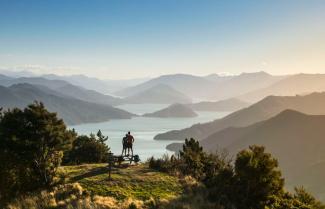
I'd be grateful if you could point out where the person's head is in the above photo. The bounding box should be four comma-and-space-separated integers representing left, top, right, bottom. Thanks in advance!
128, 131, 130, 135
125, 134, 128, 136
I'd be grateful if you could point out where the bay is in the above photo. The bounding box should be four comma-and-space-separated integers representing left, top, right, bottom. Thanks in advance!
71, 104, 230, 161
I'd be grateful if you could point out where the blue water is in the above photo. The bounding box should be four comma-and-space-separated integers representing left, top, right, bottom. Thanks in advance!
71, 104, 230, 161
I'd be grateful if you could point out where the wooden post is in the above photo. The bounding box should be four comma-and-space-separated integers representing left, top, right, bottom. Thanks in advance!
108, 152, 114, 180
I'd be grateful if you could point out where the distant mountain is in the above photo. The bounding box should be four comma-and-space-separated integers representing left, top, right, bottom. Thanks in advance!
0, 69, 36, 77
43, 74, 150, 94
55, 84, 123, 106
200, 110, 325, 200
0, 76, 70, 89
203, 74, 234, 82
240, 73, 325, 102
0, 84, 134, 125
155, 92, 325, 140
116, 74, 217, 98
143, 103, 198, 118
0, 74, 13, 80
208, 71, 285, 101
124, 84, 192, 104
116, 72, 285, 100
189, 98, 249, 112
0, 76, 123, 106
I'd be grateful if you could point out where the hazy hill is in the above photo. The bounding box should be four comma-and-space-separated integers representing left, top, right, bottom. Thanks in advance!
116, 72, 284, 100
0, 75, 123, 106
0, 76, 71, 89
0, 69, 36, 77
0, 74, 13, 80
116, 74, 216, 98
0, 84, 134, 125
200, 110, 325, 200
43, 74, 149, 94
125, 84, 192, 104
155, 92, 325, 140
55, 84, 123, 106
203, 73, 234, 82
189, 98, 249, 112
240, 74, 325, 102
208, 71, 285, 101
143, 103, 198, 118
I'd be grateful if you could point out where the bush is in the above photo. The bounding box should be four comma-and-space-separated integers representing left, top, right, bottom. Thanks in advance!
0, 102, 75, 202
148, 154, 180, 174
179, 138, 205, 179
63, 130, 110, 165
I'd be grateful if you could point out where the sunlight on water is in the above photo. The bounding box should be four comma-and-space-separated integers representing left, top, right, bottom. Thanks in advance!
71, 104, 230, 161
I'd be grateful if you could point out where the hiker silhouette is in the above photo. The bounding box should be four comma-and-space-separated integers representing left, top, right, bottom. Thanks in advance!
121, 131, 134, 156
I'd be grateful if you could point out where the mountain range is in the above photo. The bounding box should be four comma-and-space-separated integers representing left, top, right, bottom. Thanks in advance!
155, 92, 325, 140
116, 71, 285, 101
124, 84, 192, 104
42, 74, 149, 94
240, 73, 325, 102
0, 83, 134, 125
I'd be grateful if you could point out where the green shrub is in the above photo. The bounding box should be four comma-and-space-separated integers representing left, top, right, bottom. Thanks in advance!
0, 102, 75, 202
63, 130, 110, 165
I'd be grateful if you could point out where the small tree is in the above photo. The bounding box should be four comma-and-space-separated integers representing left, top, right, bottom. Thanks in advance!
293, 187, 325, 209
234, 145, 285, 209
64, 130, 110, 164
0, 102, 75, 200
97, 129, 108, 144
179, 138, 205, 179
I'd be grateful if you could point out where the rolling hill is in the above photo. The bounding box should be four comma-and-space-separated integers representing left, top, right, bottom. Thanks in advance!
0, 84, 135, 125
200, 110, 325, 200
116, 72, 285, 101
116, 74, 217, 98
0, 75, 123, 106
208, 71, 285, 101
0, 76, 71, 89
55, 84, 123, 106
143, 103, 198, 118
155, 92, 325, 140
240, 73, 325, 102
124, 84, 192, 104
189, 98, 249, 112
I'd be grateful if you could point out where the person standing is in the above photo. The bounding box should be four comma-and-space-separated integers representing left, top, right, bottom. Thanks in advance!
127, 131, 135, 156
122, 134, 128, 156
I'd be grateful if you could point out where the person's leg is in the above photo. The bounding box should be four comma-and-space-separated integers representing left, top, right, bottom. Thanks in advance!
131, 145, 133, 157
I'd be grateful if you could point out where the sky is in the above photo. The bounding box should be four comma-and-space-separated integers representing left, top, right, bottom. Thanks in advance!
0, 0, 324, 79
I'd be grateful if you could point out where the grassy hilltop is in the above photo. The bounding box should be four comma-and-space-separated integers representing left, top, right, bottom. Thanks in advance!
59, 164, 182, 201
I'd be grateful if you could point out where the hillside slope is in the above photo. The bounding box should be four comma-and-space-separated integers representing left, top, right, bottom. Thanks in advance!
56, 84, 123, 106
116, 74, 215, 98
208, 71, 285, 101
241, 74, 325, 102
143, 103, 198, 118
59, 164, 182, 200
200, 110, 325, 200
155, 92, 325, 140
125, 84, 192, 104
0, 84, 134, 125
189, 98, 249, 112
